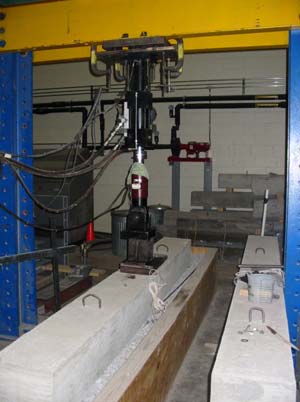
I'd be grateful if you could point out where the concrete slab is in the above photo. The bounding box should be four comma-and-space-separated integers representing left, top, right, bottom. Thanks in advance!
0, 238, 192, 402
210, 265, 296, 402
218, 173, 284, 195
241, 235, 281, 266
191, 191, 254, 209
253, 197, 284, 219
218, 173, 269, 189
93, 248, 217, 402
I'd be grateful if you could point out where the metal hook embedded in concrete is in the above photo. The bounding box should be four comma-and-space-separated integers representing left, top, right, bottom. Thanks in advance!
82, 293, 102, 309
255, 247, 266, 255
249, 307, 265, 323
156, 243, 169, 254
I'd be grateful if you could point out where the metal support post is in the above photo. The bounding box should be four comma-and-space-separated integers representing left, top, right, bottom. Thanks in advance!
50, 224, 61, 312
171, 162, 180, 210
0, 52, 37, 338
284, 29, 300, 363
204, 160, 213, 192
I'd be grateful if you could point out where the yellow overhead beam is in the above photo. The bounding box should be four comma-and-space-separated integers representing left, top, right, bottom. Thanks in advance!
33, 31, 290, 64
0, 0, 299, 63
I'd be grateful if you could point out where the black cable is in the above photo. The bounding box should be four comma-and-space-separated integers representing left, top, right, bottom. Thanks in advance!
10, 150, 121, 214
163, 268, 197, 302
31, 114, 110, 214
68, 186, 128, 232
0, 202, 54, 232
40, 137, 82, 211
0, 184, 128, 233
10, 88, 104, 160
0, 119, 124, 179
41, 140, 78, 210
0, 150, 100, 178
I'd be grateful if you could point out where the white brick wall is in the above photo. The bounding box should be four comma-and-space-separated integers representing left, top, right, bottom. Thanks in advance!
33, 49, 286, 231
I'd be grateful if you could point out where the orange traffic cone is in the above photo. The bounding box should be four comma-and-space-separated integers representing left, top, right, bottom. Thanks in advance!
86, 222, 95, 242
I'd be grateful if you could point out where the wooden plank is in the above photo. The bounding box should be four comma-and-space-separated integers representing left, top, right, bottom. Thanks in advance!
192, 246, 209, 254
95, 249, 216, 402
191, 191, 254, 209
41, 263, 106, 277
36, 272, 53, 291
37, 276, 93, 313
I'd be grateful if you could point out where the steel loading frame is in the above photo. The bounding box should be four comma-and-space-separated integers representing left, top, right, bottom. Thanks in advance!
0, 29, 298, 370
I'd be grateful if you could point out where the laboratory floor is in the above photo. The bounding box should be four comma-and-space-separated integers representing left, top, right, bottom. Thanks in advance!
165, 253, 238, 402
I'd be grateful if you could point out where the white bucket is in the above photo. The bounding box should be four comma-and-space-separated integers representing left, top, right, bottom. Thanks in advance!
247, 273, 275, 303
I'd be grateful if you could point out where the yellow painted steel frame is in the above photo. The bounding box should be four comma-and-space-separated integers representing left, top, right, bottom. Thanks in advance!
0, 0, 299, 63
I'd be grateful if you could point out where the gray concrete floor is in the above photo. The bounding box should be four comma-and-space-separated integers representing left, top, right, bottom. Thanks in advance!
165, 254, 238, 402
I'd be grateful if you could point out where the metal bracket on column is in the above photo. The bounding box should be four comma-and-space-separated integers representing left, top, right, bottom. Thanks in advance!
284, 29, 300, 365
0, 51, 37, 338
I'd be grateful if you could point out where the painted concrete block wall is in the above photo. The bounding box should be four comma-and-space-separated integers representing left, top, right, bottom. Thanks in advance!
33, 50, 286, 231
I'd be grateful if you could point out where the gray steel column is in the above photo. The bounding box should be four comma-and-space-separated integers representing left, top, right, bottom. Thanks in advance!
204, 160, 213, 192
171, 162, 180, 209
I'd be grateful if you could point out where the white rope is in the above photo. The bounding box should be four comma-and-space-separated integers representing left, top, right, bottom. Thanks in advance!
149, 282, 166, 312
148, 269, 166, 313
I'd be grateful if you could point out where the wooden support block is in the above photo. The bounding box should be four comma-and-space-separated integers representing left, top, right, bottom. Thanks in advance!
36, 273, 53, 291
191, 246, 209, 254
41, 263, 106, 277
41, 263, 72, 273
38, 276, 93, 313
95, 249, 216, 402
239, 288, 248, 297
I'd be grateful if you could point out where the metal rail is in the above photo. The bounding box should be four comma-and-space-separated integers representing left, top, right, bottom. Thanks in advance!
33, 78, 286, 100
0, 245, 76, 265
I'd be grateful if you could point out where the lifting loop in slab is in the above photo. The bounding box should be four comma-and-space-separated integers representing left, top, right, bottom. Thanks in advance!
82, 293, 102, 309
249, 307, 265, 323
156, 243, 169, 254
255, 247, 266, 255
